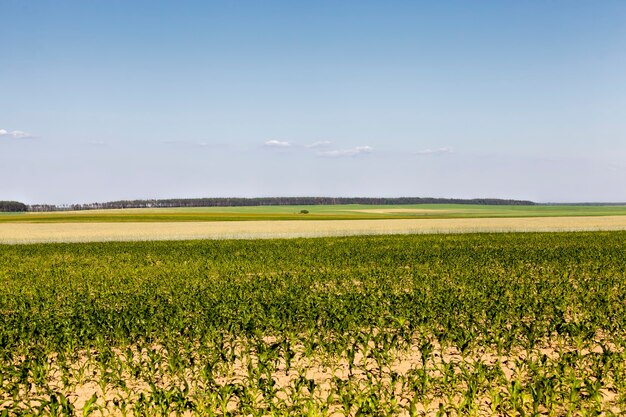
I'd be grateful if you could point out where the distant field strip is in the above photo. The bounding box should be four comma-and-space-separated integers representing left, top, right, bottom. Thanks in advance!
4, 204, 626, 223
2, 215, 626, 243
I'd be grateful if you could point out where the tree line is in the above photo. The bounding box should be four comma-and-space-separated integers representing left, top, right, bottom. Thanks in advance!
24, 197, 536, 212
0, 201, 28, 212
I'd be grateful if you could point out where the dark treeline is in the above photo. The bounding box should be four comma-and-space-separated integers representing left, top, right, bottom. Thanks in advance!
0, 201, 28, 212
27, 197, 536, 212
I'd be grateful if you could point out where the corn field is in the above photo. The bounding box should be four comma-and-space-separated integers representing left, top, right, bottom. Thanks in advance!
2, 232, 626, 416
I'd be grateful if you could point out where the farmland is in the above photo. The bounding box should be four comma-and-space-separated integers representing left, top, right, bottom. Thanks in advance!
3, 204, 626, 223
1, 204, 626, 243
2, 232, 626, 415
2, 216, 626, 244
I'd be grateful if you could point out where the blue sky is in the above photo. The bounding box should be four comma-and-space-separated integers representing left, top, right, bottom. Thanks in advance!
1, 1, 625, 204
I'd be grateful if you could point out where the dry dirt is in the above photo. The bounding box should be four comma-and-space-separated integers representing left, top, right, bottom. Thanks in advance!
3, 336, 621, 416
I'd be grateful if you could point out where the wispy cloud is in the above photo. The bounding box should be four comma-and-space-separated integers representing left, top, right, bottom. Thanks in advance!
0, 129, 33, 139
264, 140, 291, 148
305, 140, 332, 148
415, 147, 452, 155
317, 146, 373, 158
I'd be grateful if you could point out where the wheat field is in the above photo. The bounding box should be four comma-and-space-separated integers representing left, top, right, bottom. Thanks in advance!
2, 215, 626, 243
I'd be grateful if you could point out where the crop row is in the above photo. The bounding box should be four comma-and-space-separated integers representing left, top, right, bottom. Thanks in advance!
1, 232, 626, 415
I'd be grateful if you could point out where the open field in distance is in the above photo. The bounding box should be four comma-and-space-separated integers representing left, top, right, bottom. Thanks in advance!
3, 204, 626, 223
2, 204, 626, 244
1, 215, 626, 244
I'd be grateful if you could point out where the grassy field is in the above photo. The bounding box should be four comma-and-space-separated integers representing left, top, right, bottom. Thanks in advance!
2, 232, 626, 415
2, 204, 626, 223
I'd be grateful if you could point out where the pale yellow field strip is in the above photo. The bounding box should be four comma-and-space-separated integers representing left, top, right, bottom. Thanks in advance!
1, 216, 626, 244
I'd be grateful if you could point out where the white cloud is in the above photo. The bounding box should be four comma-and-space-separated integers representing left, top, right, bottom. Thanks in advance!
305, 140, 332, 148
0, 129, 33, 139
415, 147, 452, 155
317, 145, 373, 158
264, 140, 291, 148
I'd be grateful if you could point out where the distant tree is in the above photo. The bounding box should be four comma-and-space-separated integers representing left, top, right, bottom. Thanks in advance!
0, 201, 28, 212
24, 197, 537, 212
300, 209, 309, 214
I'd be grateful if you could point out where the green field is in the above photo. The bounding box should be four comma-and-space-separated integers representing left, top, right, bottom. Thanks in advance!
2, 203, 626, 223
2, 232, 626, 415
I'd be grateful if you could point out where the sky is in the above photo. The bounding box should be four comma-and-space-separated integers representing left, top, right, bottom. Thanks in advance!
1, 1, 625, 204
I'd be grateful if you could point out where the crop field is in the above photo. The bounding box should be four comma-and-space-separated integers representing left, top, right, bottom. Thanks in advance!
3, 204, 626, 223
2, 216, 626, 244
2, 231, 626, 416
2, 204, 626, 244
